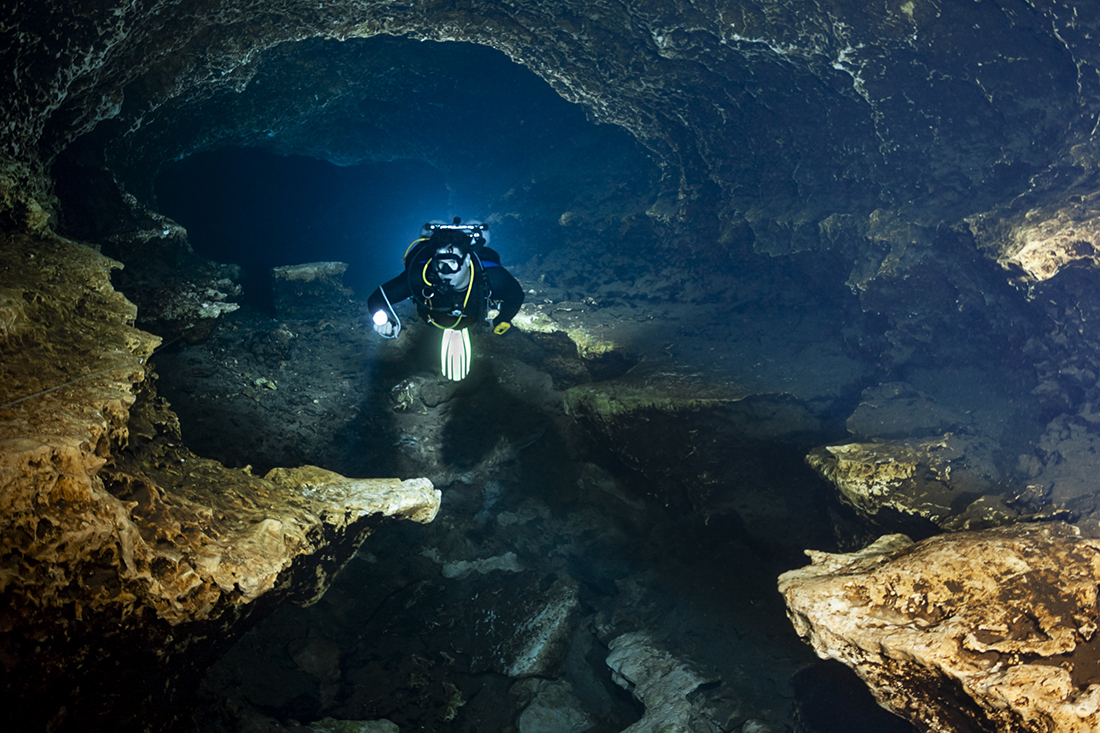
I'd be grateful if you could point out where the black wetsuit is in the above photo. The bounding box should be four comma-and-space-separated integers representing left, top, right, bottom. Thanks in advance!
367, 240, 524, 331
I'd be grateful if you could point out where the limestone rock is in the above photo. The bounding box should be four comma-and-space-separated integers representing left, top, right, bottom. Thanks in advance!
845, 382, 970, 440
971, 195, 1100, 282
84, 199, 245, 340
806, 434, 1013, 532
0, 232, 439, 731
606, 631, 745, 733
271, 261, 354, 318
1020, 414, 1100, 526
779, 523, 1100, 733
272, 261, 350, 282
514, 679, 594, 733
467, 574, 580, 678
266, 464, 439, 527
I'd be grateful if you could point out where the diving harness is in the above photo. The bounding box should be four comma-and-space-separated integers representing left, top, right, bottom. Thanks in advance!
410, 219, 490, 381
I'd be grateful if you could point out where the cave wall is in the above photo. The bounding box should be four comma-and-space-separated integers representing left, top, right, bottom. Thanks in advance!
0, 230, 442, 732
7, 0, 1100, 356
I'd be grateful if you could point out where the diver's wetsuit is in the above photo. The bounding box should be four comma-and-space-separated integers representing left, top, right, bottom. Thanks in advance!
367, 244, 524, 331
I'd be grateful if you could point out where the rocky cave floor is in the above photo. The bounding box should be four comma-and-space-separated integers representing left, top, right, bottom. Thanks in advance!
144, 266, 926, 733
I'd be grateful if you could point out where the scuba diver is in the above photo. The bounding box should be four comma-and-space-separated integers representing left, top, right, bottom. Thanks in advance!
367, 218, 525, 381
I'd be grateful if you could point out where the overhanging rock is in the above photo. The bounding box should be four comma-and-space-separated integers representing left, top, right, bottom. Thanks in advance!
779, 523, 1100, 733
0, 232, 440, 732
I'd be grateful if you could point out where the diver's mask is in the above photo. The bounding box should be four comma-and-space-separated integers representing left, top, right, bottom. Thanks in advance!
431, 246, 472, 291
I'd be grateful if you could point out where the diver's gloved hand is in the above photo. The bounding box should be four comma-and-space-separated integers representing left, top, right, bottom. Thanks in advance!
372, 310, 398, 338
493, 322, 512, 336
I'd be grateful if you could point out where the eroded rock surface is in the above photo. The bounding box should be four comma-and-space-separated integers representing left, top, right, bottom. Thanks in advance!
779, 523, 1100, 733
0, 233, 439, 731
606, 631, 750, 733
806, 434, 1015, 534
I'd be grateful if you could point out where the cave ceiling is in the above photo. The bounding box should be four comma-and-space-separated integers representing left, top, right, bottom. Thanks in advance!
5, 0, 1100, 263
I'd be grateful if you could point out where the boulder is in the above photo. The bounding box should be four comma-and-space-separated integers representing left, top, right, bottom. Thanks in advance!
514, 679, 594, 733
465, 574, 581, 678
806, 433, 1014, 533
271, 261, 355, 318
779, 523, 1100, 733
606, 631, 747, 733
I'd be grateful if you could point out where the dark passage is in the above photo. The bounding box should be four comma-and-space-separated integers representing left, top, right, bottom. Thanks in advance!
155, 151, 449, 310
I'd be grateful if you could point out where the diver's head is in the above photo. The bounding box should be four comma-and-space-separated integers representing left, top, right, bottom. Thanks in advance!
431, 245, 472, 290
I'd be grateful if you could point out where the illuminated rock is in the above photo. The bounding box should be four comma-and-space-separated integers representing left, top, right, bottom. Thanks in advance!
0, 232, 439, 730
779, 523, 1100, 733
806, 434, 1015, 532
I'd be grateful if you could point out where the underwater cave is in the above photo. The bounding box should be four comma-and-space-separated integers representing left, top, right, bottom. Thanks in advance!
5, 3, 1100, 733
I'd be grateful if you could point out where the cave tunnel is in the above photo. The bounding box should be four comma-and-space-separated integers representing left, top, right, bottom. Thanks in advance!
5, 3, 1100, 733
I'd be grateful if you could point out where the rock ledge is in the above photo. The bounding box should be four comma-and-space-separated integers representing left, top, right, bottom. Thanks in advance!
779, 523, 1100, 733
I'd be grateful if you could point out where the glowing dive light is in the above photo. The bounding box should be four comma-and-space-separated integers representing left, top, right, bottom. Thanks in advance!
372, 310, 389, 326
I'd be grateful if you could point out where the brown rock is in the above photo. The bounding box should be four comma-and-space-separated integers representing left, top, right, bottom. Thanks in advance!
970, 197, 1100, 283
0, 231, 439, 730
779, 523, 1100, 733
806, 434, 1012, 532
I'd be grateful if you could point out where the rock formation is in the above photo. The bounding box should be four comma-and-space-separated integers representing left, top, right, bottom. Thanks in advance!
10, 0, 1100, 731
0, 230, 439, 731
606, 631, 751, 733
779, 523, 1100, 733
271, 262, 355, 319
805, 434, 1017, 534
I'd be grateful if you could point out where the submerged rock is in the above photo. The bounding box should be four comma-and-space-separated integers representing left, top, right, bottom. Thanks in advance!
844, 382, 971, 440
467, 574, 581, 678
563, 320, 869, 549
514, 679, 594, 733
271, 261, 355, 319
1021, 414, 1100, 530
0, 233, 439, 731
779, 523, 1100, 733
606, 631, 746, 733
806, 433, 1014, 533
